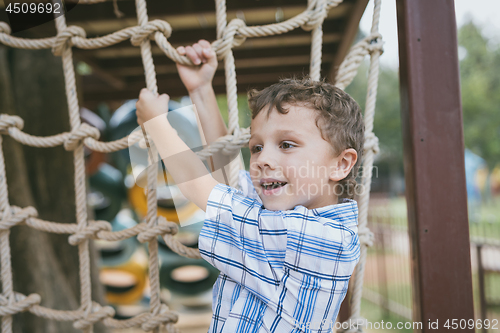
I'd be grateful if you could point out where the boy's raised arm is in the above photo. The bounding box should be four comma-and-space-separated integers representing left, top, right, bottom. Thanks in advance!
176, 40, 227, 145
177, 40, 231, 182
136, 89, 218, 212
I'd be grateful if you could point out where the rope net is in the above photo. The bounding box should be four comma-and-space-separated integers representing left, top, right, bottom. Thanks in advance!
0, 0, 383, 331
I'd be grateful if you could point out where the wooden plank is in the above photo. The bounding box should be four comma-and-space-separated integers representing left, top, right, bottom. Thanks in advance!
71, 5, 337, 35
103, 63, 322, 81
74, 32, 341, 60
82, 68, 332, 105
92, 44, 337, 71
58, 0, 357, 24
71, 17, 345, 59
396, 0, 475, 331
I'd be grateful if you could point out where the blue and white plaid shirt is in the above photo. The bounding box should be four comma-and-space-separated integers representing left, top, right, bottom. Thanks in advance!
199, 170, 360, 333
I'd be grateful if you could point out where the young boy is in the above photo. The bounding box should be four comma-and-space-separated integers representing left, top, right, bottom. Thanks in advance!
136, 40, 363, 332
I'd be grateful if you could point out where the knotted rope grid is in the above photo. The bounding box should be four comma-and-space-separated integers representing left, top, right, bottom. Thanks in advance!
0, 0, 383, 331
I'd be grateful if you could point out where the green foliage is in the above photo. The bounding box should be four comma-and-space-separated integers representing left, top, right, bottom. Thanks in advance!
346, 62, 403, 163
344, 21, 500, 178
216, 94, 252, 169
458, 22, 500, 169
345, 60, 404, 187
212, 25, 500, 175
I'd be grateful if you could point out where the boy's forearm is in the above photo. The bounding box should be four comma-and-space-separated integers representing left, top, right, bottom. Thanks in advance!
189, 84, 233, 184
143, 115, 218, 211
189, 84, 227, 144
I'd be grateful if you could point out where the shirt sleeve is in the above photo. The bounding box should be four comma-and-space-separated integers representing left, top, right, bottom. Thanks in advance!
262, 205, 360, 332
237, 170, 261, 202
199, 183, 286, 305
198, 182, 360, 323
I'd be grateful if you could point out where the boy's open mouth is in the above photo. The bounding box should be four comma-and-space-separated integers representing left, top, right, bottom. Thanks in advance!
261, 181, 287, 190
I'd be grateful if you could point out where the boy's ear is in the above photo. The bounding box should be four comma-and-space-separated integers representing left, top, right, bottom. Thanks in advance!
330, 148, 358, 181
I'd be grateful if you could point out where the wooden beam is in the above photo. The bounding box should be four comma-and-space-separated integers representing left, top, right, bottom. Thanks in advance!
74, 54, 126, 89
58, 0, 357, 25
82, 65, 331, 105
328, 0, 369, 81
82, 80, 286, 105
74, 32, 341, 60
84, 65, 330, 94
92, 43, 337, 75
396, 0, 474, 331
72, 16, 345, 60
70, 5, 349, 36
0, 1, 351, 37
104, 54, 334, 77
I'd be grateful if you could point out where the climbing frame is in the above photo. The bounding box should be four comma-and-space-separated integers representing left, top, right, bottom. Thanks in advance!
0, 0, 383, 332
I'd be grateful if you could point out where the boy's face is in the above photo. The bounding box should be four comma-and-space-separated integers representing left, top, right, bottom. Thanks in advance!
249, 104, 348, 211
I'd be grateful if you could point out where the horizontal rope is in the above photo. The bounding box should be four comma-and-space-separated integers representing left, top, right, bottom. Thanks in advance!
0, 113, 250, 158
335, 33, 384, 90
0, 292, 178, 330
0, 0, 344, 65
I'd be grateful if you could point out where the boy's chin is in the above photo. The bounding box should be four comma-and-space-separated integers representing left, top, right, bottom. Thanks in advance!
261, 199, 295, 211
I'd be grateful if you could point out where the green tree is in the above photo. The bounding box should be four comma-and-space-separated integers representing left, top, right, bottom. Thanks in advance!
346, 60, 404, 193
458, 21, 500, 169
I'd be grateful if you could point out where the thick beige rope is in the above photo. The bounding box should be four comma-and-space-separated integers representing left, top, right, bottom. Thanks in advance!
131, 0, 163, 333
0, 0, 383, 331
337, 1, 383, 332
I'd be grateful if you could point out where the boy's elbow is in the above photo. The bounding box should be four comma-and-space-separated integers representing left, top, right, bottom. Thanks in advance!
176, 176, 218, 212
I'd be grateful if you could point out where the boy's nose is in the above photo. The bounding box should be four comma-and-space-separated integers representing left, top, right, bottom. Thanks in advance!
256, 148, 277, 170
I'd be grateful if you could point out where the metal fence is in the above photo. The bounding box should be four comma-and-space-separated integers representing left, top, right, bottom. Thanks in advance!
364, 202, 500, 332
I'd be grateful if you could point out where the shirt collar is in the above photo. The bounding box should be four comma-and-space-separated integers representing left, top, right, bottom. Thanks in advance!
308, 198, 358, 221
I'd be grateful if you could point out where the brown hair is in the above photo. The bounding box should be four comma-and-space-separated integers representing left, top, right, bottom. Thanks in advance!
247, 76, 364, 200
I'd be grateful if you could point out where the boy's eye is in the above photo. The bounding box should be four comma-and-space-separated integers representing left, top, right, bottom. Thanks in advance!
280, 142, 294, 149
250, 145, 262, 154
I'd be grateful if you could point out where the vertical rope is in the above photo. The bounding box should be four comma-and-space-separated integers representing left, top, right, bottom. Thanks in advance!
347, 0, 382, 328
215, 0, 226, 40
215, 0, 240, 188
52, 1, 93, 331
0, 136, 14, 333
133, 0, 163, 332
309, 0, 327, 80
310, 24, 323, 80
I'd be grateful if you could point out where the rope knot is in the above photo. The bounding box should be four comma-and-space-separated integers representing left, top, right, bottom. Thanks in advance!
216, 18, 247, 58
64, 123, 100, 151
73, 302, 115, 330
137, 216, 178, 243
141, 304, 179, 332
69, 220, 112, 246
367, 33, 384, 54
52, 25, 86, 56
302, 0, 328, 31
131, 20, 172, 46
0, 205, 38, 231
0, 22, 11, 35
358, 226, 374, 247
221, 133, 241, 156
0, 292, 41, 316
0, 114, 24, 134
364, 132, 379, 155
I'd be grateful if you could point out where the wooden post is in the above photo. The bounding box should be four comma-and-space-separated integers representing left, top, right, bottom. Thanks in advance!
396, 0, 475, 331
